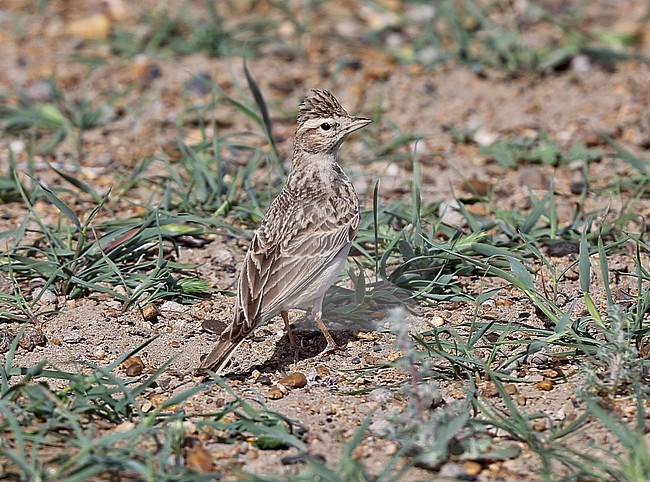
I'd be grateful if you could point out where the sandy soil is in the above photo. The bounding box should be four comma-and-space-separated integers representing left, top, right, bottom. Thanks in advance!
1, 1, 649, 480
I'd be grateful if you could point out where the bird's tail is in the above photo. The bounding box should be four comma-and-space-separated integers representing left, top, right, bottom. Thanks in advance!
200, 335, 247, 374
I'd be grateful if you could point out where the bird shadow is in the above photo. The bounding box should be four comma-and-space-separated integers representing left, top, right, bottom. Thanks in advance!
203, 281, 414, 379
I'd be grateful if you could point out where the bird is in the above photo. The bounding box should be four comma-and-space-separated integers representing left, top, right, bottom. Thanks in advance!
200, 89, 371, 374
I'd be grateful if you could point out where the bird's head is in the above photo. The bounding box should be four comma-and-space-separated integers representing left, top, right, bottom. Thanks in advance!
293, 89, 371, 156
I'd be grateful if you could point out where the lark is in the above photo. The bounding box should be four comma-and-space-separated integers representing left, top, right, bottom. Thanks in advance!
201, 89, 371, 374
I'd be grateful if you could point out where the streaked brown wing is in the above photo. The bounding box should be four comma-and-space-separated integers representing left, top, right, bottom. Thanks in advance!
234, 208, 358, 336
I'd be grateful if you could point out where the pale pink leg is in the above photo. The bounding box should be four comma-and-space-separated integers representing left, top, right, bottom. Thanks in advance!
312, 297, 340, 353
281, 310, 299, 348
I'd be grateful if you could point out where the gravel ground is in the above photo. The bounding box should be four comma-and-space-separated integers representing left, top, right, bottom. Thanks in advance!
1, 1, 650, 480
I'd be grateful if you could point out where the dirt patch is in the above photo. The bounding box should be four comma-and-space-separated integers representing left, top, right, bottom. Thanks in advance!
1, 1, 650, 480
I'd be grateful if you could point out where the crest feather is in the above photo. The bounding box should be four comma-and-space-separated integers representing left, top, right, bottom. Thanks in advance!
297, 89, 349, 128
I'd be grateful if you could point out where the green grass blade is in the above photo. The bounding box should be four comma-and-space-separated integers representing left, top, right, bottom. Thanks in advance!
579, 231, 590, 293
26, 174, 81, 229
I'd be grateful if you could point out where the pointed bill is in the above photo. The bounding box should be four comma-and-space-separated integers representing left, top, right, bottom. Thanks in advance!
346, 117, 372, 134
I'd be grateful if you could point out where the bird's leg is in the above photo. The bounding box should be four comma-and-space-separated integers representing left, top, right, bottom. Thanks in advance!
313, 308, 340, 354
281, 310, 299, 348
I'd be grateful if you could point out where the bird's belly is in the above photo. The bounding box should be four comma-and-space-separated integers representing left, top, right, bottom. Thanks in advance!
282, 244, 351, 310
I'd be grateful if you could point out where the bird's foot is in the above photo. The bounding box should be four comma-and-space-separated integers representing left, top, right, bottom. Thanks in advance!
316, 341, 342, 360
287, 331, 300, 349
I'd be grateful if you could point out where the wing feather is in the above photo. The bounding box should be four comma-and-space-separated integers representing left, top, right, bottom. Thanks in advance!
203, 176, 359, 372
237, 197, 358, 328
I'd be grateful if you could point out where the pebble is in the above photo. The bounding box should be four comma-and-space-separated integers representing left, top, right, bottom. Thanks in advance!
141, 303, 158, 322
482, 381, 499, 398
463, 461, 482, 476
483, 462, 501, 476
186, 444, 214, 473
278, 372, 307, 389
183, 420, 198, 435
114, 421, 136, 433
256, 375, 272, 386
462, 178, 490, 197
32, 287, 57, 306
67, 13, 111, 40
354, 331, 377, 340
368, 418, 391, 436
535, 380, 554, 391
24, 80, 54, 102
571, 54, 591, 74
431, 315, 445, 327
281, 453, 326, 465
473, 128, 499, 146
9, 140, 25, 155
148, 393, 167, 407
570, 181, 586, 195
19, 327, 47, 351
129, 55, 161, 83
532, 420, 547, 432
552, 407, 566, 421
267, 387, 284, 399
0, 331, 13, 353
368, 388, 393, 403
438, 199, 465, 228
122, 356, 144, 377
160, 301, 188, 313
185, 72, 212, 95
104, 300, 122, 310
315, 365, 331, 378
439, 462, 463, 478
528, 351, 550, 366
504, 384, 517, 395
351, 444, 371, 459
405, 4, 436, 22
202, 319, 227, 334
360, 4, 400, 30
61, 328, 83, 344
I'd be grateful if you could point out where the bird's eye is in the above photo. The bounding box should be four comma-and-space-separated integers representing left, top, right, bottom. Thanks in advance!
320, 122, 332, 131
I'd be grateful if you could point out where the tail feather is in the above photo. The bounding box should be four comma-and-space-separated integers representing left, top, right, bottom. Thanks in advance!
200, 336, 247, 374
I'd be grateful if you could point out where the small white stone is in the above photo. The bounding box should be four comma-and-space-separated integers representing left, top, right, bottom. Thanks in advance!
32, 287, 57, 306
552, 406, 566, 421
114, 421, 136, 433
62, 328, 83, 344
10, 140, 25, 154
406, 4, 436, 22
160, 301, 188, 313
385, 32, 405, 49
368, 418, 391, 436
182, 420, 198, 434
571, 54, 591, 74
368, 388, 393, 403
473, 128, 499, 147
431, 316, 445, 327
416, 46, 439, 64
438, 199, 466, 228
